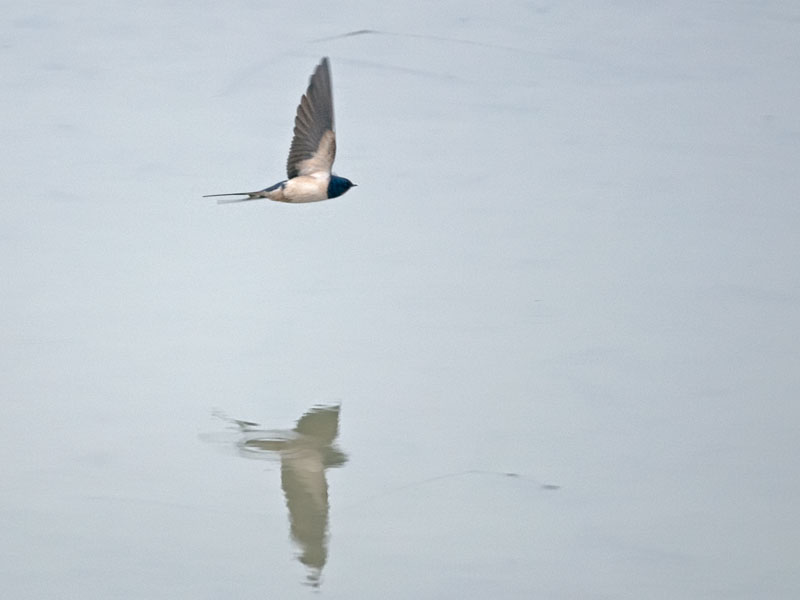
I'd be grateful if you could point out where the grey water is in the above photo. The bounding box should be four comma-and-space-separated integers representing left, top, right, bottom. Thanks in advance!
2, 1, 799, 598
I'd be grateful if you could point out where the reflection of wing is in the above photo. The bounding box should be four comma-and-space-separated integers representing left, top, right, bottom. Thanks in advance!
286, 58, 336, 179
294, 404, 340, 445
281, 447, 329, 587
210, 404, 346, 588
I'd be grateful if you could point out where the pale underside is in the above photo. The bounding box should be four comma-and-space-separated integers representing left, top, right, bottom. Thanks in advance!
262, 173, 331, 203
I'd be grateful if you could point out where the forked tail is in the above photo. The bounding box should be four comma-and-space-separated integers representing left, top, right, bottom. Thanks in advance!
202, 192, 258, 204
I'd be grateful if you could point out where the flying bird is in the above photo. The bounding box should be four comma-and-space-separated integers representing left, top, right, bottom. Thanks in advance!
204, 57, 356, 204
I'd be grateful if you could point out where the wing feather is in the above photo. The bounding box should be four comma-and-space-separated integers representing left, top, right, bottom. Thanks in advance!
286, 57, 336, 179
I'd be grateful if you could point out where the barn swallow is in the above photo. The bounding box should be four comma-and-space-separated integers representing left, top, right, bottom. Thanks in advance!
204, 57, 356, 203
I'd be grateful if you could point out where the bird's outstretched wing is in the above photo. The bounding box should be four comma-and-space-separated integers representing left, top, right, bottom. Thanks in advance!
286, 57, 336, 179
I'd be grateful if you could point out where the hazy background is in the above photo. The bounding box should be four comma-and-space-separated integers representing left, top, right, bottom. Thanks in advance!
2, 1, 799, 598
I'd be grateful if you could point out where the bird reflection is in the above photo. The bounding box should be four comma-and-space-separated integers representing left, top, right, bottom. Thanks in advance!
213, 405, 347, 587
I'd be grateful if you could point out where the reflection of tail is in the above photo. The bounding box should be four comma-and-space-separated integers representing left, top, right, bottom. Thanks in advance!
211, 408, 260, 431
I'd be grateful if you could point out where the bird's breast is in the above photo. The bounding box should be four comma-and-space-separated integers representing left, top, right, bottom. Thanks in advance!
280, 174, 331, 203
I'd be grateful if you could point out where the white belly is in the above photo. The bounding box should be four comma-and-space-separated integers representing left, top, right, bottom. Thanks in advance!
278, 175, 330, 203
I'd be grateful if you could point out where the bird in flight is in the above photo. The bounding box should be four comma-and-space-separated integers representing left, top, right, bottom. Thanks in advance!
204, 57, 356, 204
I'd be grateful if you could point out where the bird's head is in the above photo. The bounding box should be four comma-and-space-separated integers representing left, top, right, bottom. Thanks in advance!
327, 175, 357, 199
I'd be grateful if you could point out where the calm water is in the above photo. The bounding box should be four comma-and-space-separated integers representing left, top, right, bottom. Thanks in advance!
2, 1, 799, 598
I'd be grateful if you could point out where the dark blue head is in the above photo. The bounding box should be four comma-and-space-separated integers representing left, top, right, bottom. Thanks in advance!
327, 175, 357, 199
